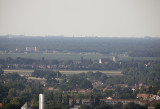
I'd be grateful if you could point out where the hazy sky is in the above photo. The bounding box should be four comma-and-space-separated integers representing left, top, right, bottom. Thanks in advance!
0, 0, 160, 37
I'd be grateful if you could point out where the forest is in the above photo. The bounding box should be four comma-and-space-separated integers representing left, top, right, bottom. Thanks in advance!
0, 36, 160, 57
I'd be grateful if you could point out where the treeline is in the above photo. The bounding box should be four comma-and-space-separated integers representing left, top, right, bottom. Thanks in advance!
0, 36, 160, 57
31, 70, 62, 79
2, 56, 160, 71
31, 70, 106, 90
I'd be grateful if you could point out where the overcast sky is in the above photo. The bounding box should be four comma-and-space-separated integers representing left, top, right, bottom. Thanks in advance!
0, 0, 160, 37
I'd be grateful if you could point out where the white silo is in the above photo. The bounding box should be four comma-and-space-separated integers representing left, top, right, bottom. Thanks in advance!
39, 94, 44, 109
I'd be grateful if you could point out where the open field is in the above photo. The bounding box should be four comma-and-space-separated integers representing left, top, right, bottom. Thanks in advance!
4, 69, 33, 76
27, 77, 46, 80
0, 53, 111, 61
4, 69, 122, 76
1, 53, 160, 61
60, 70, 122, 76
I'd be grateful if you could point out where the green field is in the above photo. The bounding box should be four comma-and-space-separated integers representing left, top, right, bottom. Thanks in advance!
4, 69, 122, 76
4, 69, 33, 76
0, 53, 112, 61
1, 53, 160, 61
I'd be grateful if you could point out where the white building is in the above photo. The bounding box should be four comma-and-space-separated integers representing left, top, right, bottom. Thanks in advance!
39, 94, 45, 109
21, 102, 32, 109
113, 56, 117, 63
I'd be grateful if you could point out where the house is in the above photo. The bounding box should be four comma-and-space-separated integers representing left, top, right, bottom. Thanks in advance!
155, 95, 160, 100
69, 98, 83, 106
69, 99, 74, 106
69, 98, 90, 106
137, 94, 157, 101
92, 81, 104, 89
99, 58, 111, 64
106, 97, 112, 99
148, 107, 155, 109
100, 99, 139, 105
103, 85, 115, 92
21, 102, 32, 109
48, 87, 54, 91
77, 89, 92, 93
112, 56, 117, 63
82, 99, 90, 105
118, 84, 128, 88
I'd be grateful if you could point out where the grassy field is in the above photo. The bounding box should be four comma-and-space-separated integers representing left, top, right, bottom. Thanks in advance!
0, 53, 111, 61
4, 69, 33, 76
1, 53, 160, 61
4, 69, 122, 76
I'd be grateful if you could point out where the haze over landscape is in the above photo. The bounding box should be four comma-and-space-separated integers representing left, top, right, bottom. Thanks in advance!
1, 1, 160, 109
0, 0, 160, 37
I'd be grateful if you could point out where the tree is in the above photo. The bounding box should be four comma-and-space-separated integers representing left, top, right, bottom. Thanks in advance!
95, 104, 112, 109
79, 105, 91, 109
153, 103, 160, 109
114, 102, 123, 109
67, 76, 92, 90
123, 102, 146, 109
157, 90, 160, 96
8, 88, 16, 98
0, 68, 4, 77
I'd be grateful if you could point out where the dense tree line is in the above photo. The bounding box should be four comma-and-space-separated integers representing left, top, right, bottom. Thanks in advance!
0, 36, 160, 57
31, 70, 62, 79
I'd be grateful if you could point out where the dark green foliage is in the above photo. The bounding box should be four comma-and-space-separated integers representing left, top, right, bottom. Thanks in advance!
153, 103, 160, 109
4, 73, 22, 80
114, 102, 123, 109
86, 71, 107, 82
31, 70, 62, 79
122, 102, 146, 109
95, 104, 112, 109
79, 105, 91, 109
67, 75, 92, 89
0, 36, 160, 57
0, 84, 8, 102
0, 68, 4, 77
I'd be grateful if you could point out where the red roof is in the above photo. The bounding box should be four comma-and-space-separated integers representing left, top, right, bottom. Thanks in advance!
0, 103, 2, 107
100, 99, 138, 102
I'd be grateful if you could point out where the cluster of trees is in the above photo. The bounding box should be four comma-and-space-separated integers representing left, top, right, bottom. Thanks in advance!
0, 57, 120, 70
0, 57, 61, 65
1, 56, 160, 72
31, 70, 62, 79
68, 76, 92, 89
85, 71, 107, 82
0, 71, 43, 109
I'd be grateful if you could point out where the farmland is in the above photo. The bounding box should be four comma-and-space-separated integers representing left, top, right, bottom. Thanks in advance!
0, 52, 111, 61
4, 69, 122, 76
1, 52, 160, 61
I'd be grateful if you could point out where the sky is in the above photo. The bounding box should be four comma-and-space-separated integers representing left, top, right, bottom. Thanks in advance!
0, 0, 160, 37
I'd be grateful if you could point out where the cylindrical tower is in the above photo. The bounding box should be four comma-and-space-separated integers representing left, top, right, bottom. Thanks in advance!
39, 94, 44, 109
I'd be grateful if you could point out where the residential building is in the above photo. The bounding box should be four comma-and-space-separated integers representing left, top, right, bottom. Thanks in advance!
21, 102, 32, 109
